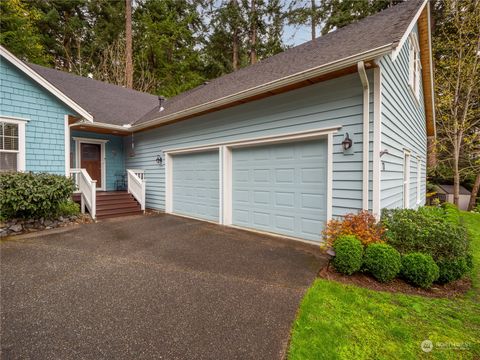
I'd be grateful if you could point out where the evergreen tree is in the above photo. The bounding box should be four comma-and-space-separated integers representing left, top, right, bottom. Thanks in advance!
133, 0, 206, 96
0, 0, 51, 65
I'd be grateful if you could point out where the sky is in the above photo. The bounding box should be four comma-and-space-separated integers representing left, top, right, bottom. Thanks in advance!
283, 24, 313, 46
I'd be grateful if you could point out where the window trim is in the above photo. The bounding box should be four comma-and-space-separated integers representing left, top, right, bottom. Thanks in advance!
403, 150, 411, 209
408, 33, 421, 102
0, 116, 26, 172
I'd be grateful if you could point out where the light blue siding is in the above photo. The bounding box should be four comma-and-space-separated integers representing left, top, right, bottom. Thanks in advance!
172, 151, 219, 221
70, 130, 125, 191
379, 24, 427, 209
125, 71, 374, 219
0, 57, 78, 174
232, 139, 327, 241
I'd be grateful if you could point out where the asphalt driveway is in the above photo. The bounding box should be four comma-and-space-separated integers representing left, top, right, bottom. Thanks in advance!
1, 214, 325, 359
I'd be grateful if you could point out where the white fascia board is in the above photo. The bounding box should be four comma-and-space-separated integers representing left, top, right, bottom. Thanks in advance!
0, 45, 94, 122
391, 0, 428, 61
133, 45, 392, 131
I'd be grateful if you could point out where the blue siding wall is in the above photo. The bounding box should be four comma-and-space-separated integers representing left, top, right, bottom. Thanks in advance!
379, 24, 427, 209
71, 130, 125, 191
126, 71, 375, 218
0, 58, 76, 174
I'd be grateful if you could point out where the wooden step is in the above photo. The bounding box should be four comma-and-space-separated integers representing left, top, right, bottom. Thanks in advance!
96, 210, 143, 219
97, 202, 141, 211
96, 207, 143, 218
74, 191, 144, 220
96, 194, 134, 201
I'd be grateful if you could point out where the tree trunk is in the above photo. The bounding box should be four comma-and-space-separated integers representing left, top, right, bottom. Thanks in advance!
232, 0, 239, 71
125, 0, 133, 89
468, 172, 480, 210
453, 133, 460, 206
311, 0, 316, 40
250, 0, 257, 65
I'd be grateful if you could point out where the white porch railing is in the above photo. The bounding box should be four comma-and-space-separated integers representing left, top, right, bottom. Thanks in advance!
70, 168, 97, 219
127, 169, 146, 211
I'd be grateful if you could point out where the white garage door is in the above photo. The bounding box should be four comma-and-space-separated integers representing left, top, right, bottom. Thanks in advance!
172, 150, 219, 222
232, 139, 327, 241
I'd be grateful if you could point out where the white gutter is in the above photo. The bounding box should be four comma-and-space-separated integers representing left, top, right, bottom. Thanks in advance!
133, 44, 393, 131
358, 61, 370, 211
71, 121, 131, 133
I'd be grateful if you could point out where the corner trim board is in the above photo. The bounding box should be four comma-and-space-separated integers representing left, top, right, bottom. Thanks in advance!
372, 67, 382, 217
64, 115, 70, 176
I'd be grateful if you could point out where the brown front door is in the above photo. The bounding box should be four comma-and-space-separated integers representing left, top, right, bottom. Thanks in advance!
80, 143, 102, 188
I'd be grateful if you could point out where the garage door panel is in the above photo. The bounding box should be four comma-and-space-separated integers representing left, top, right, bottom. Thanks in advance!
232, 139, 327, 241
172, 151, 219, 222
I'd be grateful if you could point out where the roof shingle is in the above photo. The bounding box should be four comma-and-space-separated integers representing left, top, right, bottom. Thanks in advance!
135, 0, 424, 126
26, 63, 158, 126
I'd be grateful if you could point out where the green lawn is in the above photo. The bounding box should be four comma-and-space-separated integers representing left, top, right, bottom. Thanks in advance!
288, 212, 480, 360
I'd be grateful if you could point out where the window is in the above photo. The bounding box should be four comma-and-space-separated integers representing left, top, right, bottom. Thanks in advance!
408, 33, 421, 100
0, 119, 26, 172
403, 151, 411, 208
417, 156, 422, 204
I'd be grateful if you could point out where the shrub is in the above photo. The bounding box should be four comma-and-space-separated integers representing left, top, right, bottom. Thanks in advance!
332, 235, 364, 275
441, 202, 461, 225
0, 172, 75, 220
401, 253, 439, 289
363, 243, 401, 283
381, 207, 470, 262
436, 257, 473, 284
57, 200, 80, 217
323, 211, 384, 247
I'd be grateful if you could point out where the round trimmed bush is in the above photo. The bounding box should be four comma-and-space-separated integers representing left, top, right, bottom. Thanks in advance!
401, 253, 439, 289
363, 243, 401, 283
332, 235, 363, 275
436, 257, 472, 284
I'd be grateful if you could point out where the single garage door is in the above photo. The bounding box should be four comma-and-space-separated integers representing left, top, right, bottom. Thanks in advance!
172, 150, 219, 222
232, 139, 327, 241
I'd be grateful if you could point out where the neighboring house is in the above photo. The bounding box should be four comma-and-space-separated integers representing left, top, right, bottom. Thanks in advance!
0, 0, 435, 243
435, 185, 471, 211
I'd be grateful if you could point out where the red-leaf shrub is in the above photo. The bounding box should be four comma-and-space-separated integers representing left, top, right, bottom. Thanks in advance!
322, 210, 384, 247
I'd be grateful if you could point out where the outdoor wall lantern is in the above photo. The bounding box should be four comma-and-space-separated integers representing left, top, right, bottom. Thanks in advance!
156, 154, 163, 166
342, 132, 353, 151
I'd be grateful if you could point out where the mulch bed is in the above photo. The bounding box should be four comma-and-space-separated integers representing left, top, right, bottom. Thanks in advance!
318, 264, 472, 299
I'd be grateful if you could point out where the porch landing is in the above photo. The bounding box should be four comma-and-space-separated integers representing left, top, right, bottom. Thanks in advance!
73, 191, 143, 219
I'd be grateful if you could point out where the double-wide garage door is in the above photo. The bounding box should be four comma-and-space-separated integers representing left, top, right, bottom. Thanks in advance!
170, 139, 327, 241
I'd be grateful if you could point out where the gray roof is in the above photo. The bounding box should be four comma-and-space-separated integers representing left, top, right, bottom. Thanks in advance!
135, 0, 424, 126
26, 63, 158, 126
436, 184, 471, 196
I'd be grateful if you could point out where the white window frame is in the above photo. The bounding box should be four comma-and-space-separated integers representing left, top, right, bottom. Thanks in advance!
416, 156, 422, 204
0, 116, 27, 172
408, 33, 421, 101
403, 150, 411, 208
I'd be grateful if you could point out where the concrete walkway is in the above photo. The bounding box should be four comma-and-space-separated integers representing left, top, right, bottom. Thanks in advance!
1, 214, 325, 359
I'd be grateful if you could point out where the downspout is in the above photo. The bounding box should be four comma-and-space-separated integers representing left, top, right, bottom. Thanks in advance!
358, 61, 370, 211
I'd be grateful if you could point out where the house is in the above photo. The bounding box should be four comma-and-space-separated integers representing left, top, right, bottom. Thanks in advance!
0, 0, 434, 243
435, 184, 471, 211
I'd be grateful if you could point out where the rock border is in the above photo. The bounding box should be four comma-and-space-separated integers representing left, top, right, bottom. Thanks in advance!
0, 214, 93, 238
